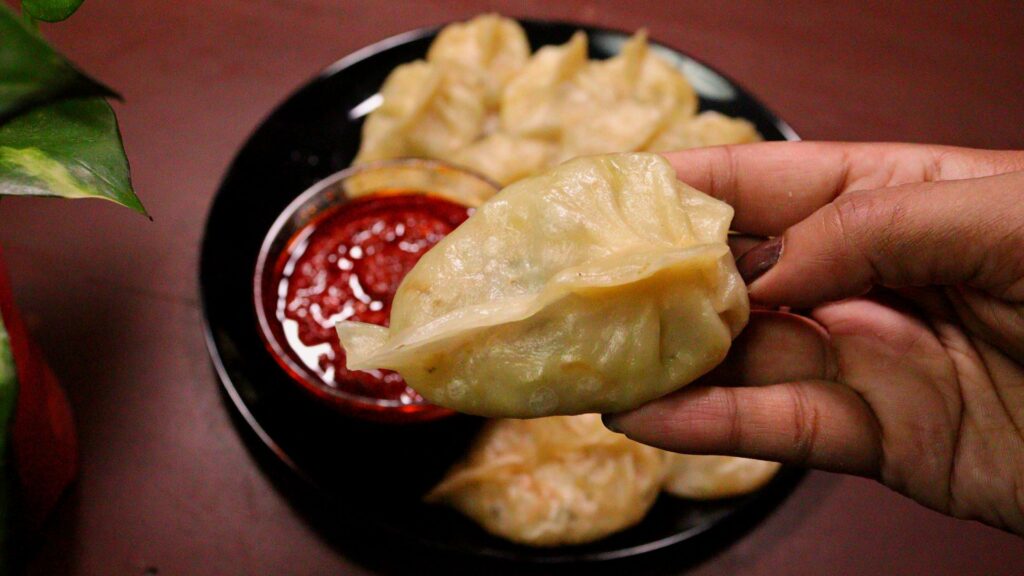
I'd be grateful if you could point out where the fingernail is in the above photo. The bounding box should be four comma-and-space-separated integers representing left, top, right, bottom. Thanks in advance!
736, 236, 783, 285
601, 413, 623, 434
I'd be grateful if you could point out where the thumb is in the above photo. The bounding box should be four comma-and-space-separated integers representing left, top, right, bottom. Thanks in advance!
736, 171, 1024, 308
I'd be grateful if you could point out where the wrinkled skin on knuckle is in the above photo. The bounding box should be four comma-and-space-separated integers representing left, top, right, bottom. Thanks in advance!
824, 194, 888, 284
716, 387, 744, 454
828, 186, 966, 289
777, 382, 819, 466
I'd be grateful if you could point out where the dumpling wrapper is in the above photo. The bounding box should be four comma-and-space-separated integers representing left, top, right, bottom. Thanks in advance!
449, 132, 558, 185
336, 153, 748, 417
353, 61, 487, 164
559, 31, 698, 159
645, 110, 762, 153
662, 454, 782, 499
499, 31, 589, 139
426, 13, 530, 108
501, 30, 700, 159
354, 17, 761, 190
425, 414, 668, 546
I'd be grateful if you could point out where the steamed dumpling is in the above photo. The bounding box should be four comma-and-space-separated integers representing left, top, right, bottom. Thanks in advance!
449, 132, 558, 186
559, 31, 698, 159
425, 414, 668, 546
645, 110, 762, 153
499, 32, 589, 139
426, 13, 530, 108
354, 61, 487, 163
501, 30, 700, 159
353, 16, 762, 187
558, 100, 664, 159
662, 454, 781, 499
336, 153, 749, 417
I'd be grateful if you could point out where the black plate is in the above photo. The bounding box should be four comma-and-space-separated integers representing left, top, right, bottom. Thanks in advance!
199, 19, 801, 567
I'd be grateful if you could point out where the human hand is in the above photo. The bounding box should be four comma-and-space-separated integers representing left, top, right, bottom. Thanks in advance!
603, 142, 1024, 534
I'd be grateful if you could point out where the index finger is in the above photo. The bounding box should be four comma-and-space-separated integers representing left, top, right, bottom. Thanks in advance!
662, 141, 1023, 235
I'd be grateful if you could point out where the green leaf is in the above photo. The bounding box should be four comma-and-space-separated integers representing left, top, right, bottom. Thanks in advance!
0, 312, 17, 575
0, 98, 146, 215
0, 3, 116, 121
21, 0, 85, 23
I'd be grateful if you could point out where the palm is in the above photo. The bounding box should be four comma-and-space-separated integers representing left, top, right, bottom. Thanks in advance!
816, 287, 1023, 529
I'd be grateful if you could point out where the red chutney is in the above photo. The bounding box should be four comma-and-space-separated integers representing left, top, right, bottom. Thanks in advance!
272, 193, 470, 403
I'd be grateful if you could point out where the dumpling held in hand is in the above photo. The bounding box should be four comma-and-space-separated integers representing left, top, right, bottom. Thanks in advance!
336, 153, 749, 417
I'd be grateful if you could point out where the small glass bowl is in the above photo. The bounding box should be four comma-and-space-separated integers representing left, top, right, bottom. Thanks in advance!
253, 159, 499, 423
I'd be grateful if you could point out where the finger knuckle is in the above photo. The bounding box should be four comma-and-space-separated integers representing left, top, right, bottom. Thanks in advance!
718, 387, 744, 453
821, 193, 891, 283
706, 145, 742, 206
782, 383, 821, 466
829, 193, 879, 238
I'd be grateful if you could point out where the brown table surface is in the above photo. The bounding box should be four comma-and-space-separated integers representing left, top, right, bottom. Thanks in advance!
4, 1, 1023, 574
